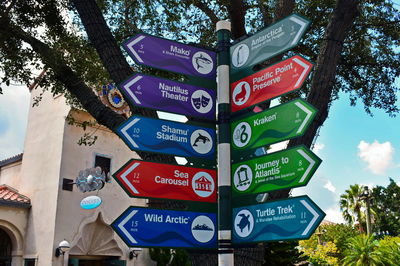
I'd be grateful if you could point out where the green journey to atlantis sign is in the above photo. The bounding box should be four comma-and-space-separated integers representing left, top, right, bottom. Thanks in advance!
232, 145, 321, 197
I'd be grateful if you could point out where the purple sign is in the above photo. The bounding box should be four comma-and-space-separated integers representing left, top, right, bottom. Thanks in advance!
123, 33, 216, 80
120, 74, 216, 120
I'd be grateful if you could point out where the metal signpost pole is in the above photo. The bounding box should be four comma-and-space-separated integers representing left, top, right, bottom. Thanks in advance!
216, 20, 233, 266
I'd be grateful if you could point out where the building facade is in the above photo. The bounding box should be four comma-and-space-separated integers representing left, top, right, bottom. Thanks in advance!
0, 85, 155, 266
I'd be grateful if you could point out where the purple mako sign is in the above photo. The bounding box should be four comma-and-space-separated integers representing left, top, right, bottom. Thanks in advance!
123, 33, 216, 80
120, 74, 216, 120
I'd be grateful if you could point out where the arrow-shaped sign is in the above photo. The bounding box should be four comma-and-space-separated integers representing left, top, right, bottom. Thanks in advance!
231, 98, 317, 160
117, 116, 215, 159
230, 14, 310, 77
232, 145, 321, 197
232, 195, 325, 243
119, 73, 216, 120
231, 55, 313, 112
123, 33, 216, 79
112, 206, 217, 248
113, 159, 217, 202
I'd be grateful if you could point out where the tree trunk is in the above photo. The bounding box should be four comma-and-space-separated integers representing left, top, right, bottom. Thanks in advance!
270, 0, 360, 200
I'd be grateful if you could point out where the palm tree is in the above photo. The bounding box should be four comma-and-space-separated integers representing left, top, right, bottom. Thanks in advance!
342, 234, 382, 265
340, 184, 365, 230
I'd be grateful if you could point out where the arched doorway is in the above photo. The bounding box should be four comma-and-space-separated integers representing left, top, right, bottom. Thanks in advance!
0, 228, 12, 266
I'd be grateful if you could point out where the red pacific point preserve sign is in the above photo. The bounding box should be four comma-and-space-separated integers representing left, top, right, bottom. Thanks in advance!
113, 159, 217, 203
231, 55, 313, 112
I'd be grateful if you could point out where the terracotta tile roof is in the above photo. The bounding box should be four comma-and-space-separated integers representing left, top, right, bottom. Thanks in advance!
0, 184, 31, 208
0, 154, 23, 168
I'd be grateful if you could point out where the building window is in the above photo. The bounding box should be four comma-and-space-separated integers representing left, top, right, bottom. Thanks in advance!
94, 154, 111, 180
24, 259, 36, 266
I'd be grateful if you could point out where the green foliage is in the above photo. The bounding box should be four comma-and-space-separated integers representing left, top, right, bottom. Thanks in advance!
371, 178, 400, 236
149, 248, 190, 266
339, 184, 367, 229
2, 0, 400, 116
377, 235, 400, 263
341, 235, 400, 266
342, 234, 381, 266
299, 240, 339, 266
263, 241, 302, 266
298, 223, 358, 264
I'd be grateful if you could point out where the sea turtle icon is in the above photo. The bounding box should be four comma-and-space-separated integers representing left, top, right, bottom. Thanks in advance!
234, 209, 254, 238
237, 213, 251, 232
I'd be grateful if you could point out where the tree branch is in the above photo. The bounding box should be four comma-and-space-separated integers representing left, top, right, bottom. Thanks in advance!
228, 0, 247, 39
256, 0, 272, 26
273, 0, 295, 22
191, 0, 219, 25
72, 0, 175, 163
72, 0, 133, 85
0, 17, 126, 132
268, 0, 361, 200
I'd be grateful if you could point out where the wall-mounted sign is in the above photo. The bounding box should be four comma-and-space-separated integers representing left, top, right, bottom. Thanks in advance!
80, 195, 102, 210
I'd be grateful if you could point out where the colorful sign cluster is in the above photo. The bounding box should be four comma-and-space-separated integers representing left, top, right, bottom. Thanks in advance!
112, 13, 324, 251
229, 14, 324, 244
113, 32, 219, 249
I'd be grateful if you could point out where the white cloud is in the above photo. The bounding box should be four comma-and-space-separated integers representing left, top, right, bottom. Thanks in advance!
312, 142, 325, 155
324, 206, 346, 224
358, 140, 394, 175
324, 180, 336, 193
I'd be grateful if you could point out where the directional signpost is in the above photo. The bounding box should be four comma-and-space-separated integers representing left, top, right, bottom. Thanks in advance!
232, 145, 321, 197
111, 14, 326, 263
113, 159, 217, 202
119, 73, 216, 120
231, 99, 317, 159
117, 115, 215, 159
231, 55, 313, 112
230, 14, 310, 77
232, 196, 325, 243
123, 33, 216, 80
112, 206, 217, 248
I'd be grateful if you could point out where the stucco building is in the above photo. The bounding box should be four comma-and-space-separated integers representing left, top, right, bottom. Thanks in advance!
0, 83, 155, 265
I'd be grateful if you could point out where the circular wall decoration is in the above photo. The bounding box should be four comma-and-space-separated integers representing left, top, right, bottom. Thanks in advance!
107, 88, 125, 109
